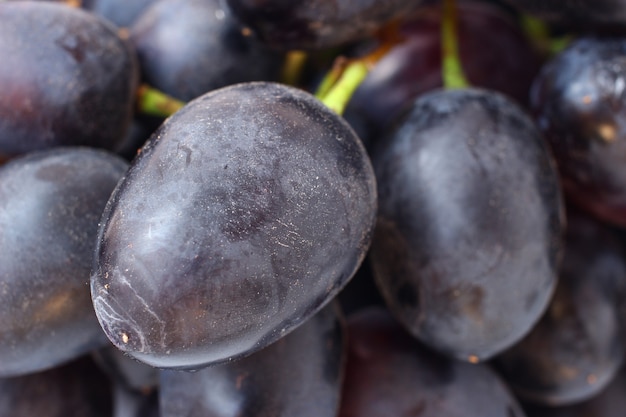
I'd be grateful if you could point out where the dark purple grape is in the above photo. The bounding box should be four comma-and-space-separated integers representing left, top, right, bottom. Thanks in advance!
91, 82, 377, 369
130, 0, 284, 102
531, 37, 626, 227
160, 303, 345, 417
370, 87, 564, 362
0, 1, 138, 159
338, 307, 526, 417
0, 356, 113, 417
495, 209, 626, 405
224, 0, 424, 50
0, 147, 129, 377
344, 0, 543, 146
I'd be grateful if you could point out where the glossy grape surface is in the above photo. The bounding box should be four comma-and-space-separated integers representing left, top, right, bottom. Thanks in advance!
0, 1, 138, 159
531, 37, 626, 227
160, 303, 345, 417
91, 82, 377, 369
0, 147, 129, 377
370, 87, 564, 362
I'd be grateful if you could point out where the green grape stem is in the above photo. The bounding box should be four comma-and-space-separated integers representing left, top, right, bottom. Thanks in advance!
319, 60, 369, 115
442, 0, 470, 89
137, 84, 185, 118
315, 56, 349, 100
316, 28, 398, 116
280, 50, 308, 86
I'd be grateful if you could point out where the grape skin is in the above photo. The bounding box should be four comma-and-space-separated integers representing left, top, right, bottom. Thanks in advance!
0, 0, 620, 415
91, 82, 377, 370
130, 0, 284, 102
531, 37, 626, 227
0, 1, 138, 159
0, 147, 129, 377
370, 88, 564, 362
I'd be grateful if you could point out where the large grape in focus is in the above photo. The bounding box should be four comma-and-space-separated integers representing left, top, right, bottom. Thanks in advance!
370, 88, 564, 362
91, 82, 377, 369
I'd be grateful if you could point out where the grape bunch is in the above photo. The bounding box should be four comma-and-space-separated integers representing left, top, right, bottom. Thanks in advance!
2, 0, 626, 416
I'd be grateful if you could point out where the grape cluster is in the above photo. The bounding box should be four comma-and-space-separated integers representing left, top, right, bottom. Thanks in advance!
2, 0, 626, 416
